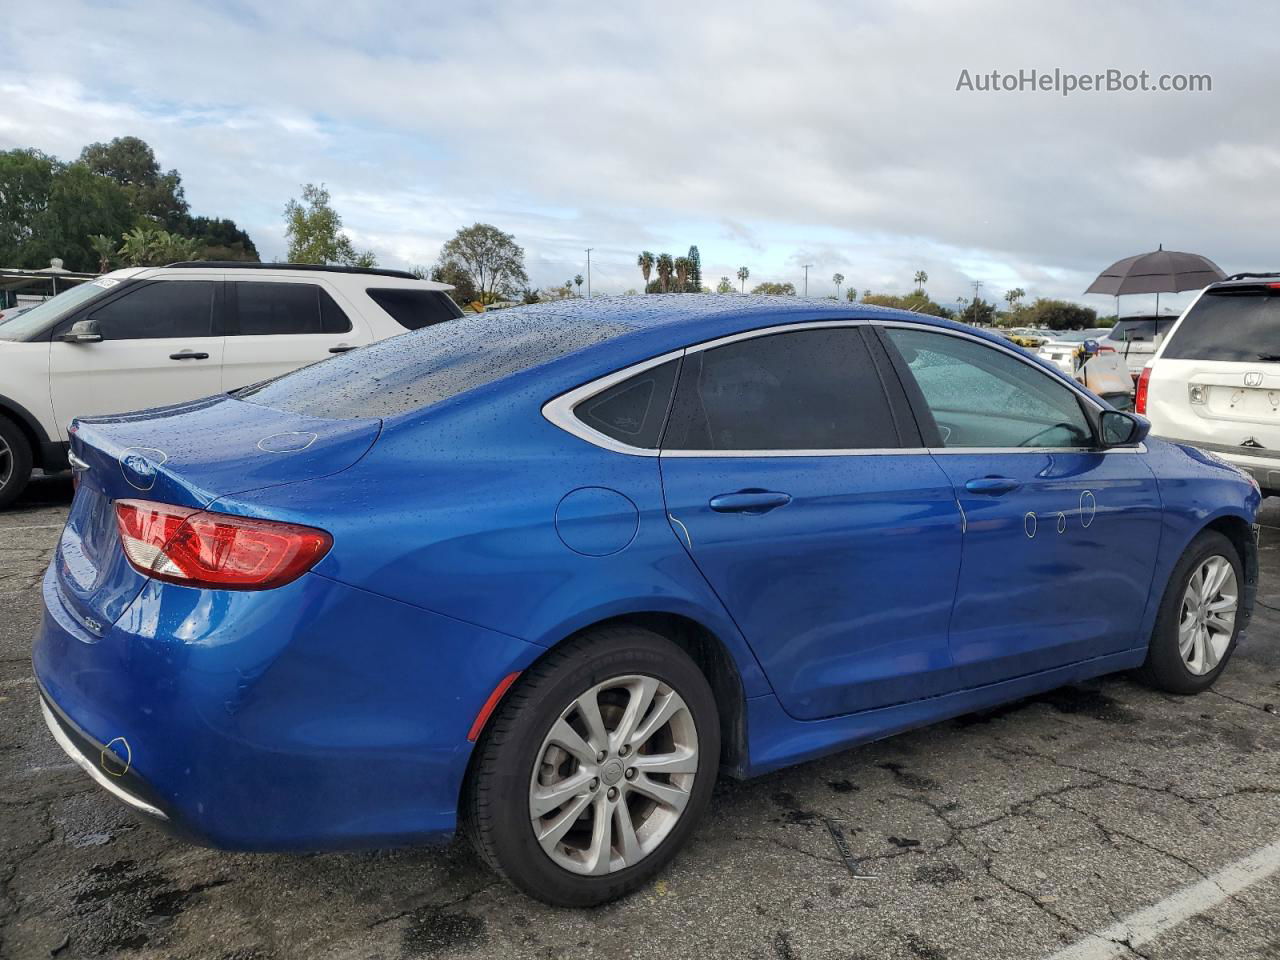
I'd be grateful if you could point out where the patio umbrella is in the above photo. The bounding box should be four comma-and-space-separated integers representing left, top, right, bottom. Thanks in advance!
1085, 245, 1226, 317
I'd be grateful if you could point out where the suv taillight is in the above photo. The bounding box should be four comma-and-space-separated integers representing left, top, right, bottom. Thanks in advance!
1135, 366, 1152, 414
115, 500, 332, 590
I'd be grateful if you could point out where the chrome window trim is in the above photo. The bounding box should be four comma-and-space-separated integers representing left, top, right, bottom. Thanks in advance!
542, 317, 1148, 458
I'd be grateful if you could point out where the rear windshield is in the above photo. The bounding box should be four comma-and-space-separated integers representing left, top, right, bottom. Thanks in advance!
1162, 290, 1280, 362
236, 311, 630, 419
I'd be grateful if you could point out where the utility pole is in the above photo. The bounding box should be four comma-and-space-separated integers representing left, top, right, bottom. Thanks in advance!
585, 248, 593, 298
802, 264, 813, 297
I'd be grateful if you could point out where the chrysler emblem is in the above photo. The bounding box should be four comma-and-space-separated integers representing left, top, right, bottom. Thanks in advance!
1245, 372, 1263, 387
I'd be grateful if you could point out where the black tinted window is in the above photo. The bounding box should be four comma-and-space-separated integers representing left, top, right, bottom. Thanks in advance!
886, 328, 1091, 448
238, 313, 630, 419
88, 281, 215, 340
366, 288, 462, 330
1163, 290, 1280, 361
234, 282, 351, 336
1109, 317, 1176, 342
663, 328, 898, 451
574, 359, 679, 448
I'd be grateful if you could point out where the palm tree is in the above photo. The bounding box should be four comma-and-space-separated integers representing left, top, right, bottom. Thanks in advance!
89, 234, 118, 273
1004, 287, 1026, 313
637, 251, 655, 292
656, 253, 674, 293
737, 266, 749, 292
674, 256, 690, 292
832, 272, 845, 299
914, 270, 928, 292
846, 287, 857, 302
574, 274, 584, 297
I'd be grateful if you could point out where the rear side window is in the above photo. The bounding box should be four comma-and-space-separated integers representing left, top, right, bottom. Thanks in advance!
233, 282, 351, 336
663, 327, 899, 451
573, 359, 679, 449
1109, 317, 1176, 343
366, 288, 462, 330
238, 313, 631, 419
1163, 290, 1280, 362
87, 280, 216, 340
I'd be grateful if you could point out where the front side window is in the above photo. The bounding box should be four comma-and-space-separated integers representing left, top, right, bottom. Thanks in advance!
234, 282, 351, 336
663, 327, 899, 451
885, 328, 1092, 448
86, 280, 216, 340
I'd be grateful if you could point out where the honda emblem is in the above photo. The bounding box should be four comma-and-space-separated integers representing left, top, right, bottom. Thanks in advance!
1245, 372, 1263, 387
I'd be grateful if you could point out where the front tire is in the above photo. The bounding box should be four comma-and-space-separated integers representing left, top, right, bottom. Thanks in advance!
0, 416, 33, 510
1138, 530, 1243, 694
464, 626, 720, 907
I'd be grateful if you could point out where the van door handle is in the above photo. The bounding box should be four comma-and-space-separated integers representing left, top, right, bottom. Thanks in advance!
169, 351, 209, 360
329, 345, 356, 354
964, 476, 1021, 496
708, 490, 792, 514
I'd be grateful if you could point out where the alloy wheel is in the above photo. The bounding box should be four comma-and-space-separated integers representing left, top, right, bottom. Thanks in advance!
1178, 555, 1238, 676
0, 434, 11, 490
529, 674, 698, 875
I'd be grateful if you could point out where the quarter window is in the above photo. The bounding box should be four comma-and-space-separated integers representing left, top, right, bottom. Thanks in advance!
663, 327, 899, 451
86, 280, 216, 340
884, 328, 1093, 448
573, 359, 679, 449
366, 288, 462, 330
234, 282, 351, 336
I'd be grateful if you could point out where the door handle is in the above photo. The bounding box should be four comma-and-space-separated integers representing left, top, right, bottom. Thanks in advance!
169, 351, 209, 360
329, 345, 356, 354
708, 490, 792, 514
964, 476, 1022, 496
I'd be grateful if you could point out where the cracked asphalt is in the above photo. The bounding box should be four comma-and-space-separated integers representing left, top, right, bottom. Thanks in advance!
3, 474, 1279, 960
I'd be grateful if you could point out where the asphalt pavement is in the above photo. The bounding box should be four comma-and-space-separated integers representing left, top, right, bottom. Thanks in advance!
2, 474, 1278, 959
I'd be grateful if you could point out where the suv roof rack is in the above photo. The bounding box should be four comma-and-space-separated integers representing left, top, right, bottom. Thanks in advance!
164, 261, 421, 280
1222, 272, 1280, 281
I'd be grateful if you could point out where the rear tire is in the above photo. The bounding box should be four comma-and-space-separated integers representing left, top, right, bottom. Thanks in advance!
464, 626, 719, 907
0, 416, 33, 510
1137, 530, 1243, 694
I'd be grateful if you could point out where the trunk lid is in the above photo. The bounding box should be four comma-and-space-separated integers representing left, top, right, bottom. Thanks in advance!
55, 394, 379, 636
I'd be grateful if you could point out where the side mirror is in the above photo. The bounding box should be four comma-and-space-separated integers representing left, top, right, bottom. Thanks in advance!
1100, 409, 1150, 447
62, 319, 102, 343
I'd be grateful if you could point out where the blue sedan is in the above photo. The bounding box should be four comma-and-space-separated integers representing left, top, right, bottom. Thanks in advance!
33, 297, 1259, 906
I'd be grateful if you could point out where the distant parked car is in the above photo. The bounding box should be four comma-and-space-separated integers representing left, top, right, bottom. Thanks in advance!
1036, 329, 1114, 375
1141, 273, 1280, 496
1104, 315, 1180, 377
34, 298, 1258, 907
0, 262, 460, 506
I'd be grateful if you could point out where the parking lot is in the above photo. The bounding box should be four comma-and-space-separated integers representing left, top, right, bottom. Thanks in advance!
1, 475, 1278, 960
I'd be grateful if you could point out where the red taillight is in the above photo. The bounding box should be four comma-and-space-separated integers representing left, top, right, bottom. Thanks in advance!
1268, 282, 1280, 289
1135, 366, 1152, 414
115, 499, 332, 590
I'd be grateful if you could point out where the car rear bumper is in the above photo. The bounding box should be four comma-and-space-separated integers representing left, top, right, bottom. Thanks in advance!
32, 563, 545, 851
1163, 437, 1280, 491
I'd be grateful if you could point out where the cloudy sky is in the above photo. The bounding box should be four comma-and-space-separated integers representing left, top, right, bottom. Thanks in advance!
3, 0, 1277, 313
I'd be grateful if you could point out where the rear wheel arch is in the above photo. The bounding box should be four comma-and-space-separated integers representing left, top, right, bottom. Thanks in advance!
0, 396, 46, 467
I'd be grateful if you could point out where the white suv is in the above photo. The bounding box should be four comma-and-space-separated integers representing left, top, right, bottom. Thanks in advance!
0, 261, 459, 507
1140, 273, 1280, 495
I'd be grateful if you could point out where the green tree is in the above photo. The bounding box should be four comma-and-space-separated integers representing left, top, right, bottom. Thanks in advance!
637, 251, 655, 291
846, 287, 857, 302
751, 281, 796, 295
79, 136, 188, 228
957, 298, 997, 326
185, 216, 258, 261
716, 276, 734, 293
284, 183, 376, 267
832, 272, 845, 298
736, 266, 749, 292
674, 256, 690, 292
434, 222, 528, 305
574, 274, 584, 296
116, 224, 202, 266
656, 253, 674, 293
428, 260, 478, 305
862, 291, 949, 317
1021, 297, 1098, 331
913, 270, 928, 292
687, 245, 702, 292
1004, 286, 1026, 313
